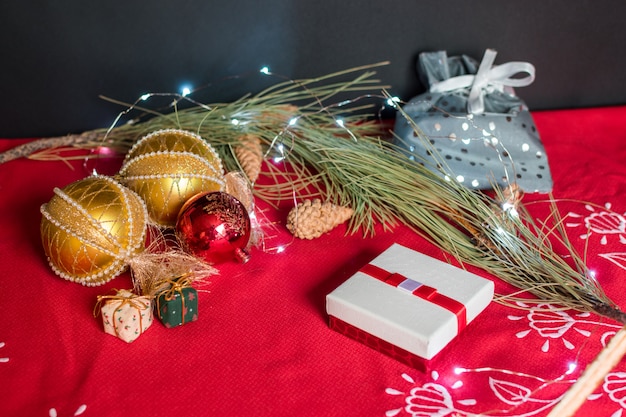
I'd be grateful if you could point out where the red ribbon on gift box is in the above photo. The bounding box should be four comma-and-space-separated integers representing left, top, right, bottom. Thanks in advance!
360, 263, 467, 333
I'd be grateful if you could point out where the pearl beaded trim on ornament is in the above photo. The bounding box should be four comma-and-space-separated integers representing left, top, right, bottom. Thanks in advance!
47, 256, 127, 287
124, 128, 224, 174
104, 175, 149, 253
40, 204, 119, 258
50, 187, 123, 248
122, 172, 226, 188
119, 150, 224, 179
125, 129, 210, 157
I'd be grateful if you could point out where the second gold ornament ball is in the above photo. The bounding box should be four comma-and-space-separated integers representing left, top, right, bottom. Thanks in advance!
118, 129, 226, 227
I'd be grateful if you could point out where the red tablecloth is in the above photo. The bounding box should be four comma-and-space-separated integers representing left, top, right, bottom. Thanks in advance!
1, 106, 626, 417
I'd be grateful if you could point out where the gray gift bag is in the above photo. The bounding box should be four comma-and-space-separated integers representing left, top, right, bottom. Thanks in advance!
393, 49, 553, 193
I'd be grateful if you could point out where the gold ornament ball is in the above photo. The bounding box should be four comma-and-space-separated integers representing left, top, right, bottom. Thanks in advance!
119, 129, 225, 227
40, 175, 149, 286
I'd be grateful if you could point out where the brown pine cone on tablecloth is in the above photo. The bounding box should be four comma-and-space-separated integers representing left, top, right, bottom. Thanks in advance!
286, 199, 354, 239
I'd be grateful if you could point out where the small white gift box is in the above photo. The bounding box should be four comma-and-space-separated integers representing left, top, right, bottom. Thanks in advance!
326, 243, 494, 369
99, 290, 153, 343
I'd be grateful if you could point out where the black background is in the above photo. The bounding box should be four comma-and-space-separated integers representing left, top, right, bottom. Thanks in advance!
1, 0, 625, 138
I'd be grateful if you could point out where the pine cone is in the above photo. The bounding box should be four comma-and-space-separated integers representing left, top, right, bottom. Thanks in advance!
286, 199, 354, 239
259, 104, 299, 124
501, 183, 524, 209
234, 134, 263, 183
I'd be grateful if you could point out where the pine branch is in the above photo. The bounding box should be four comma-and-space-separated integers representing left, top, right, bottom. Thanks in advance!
2, 64, 623, 323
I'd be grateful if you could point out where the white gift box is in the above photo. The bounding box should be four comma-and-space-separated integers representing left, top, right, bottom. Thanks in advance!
326, 243, 494, 369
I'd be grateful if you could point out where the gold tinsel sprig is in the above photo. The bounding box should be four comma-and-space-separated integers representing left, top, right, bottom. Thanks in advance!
129, 229, 217, 297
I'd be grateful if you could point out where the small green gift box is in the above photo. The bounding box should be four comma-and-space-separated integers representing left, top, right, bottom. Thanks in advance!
155, 277, 198, 328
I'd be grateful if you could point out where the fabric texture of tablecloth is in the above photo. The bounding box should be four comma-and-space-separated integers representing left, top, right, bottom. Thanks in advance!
1, 106, 626, 416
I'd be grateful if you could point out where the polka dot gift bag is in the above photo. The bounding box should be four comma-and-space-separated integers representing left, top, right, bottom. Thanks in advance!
393, 49, 553, 193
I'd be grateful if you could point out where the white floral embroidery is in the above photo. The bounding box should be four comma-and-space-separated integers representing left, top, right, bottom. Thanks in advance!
48, 404, 87, 416
487, 377, 563, 417
386, 371, 475, 417
605, 372, 626, 409
567, 202, 626, 270
0, 342, 8, 363
601, 253, 626, 270
385, 310, 626, 415
386, 368, 571, 417
567, 202, 625, 238
508, 303, 619, 353
586, 371, 626, 416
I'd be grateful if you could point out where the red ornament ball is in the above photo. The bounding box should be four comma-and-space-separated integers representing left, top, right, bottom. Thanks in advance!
176, 191, 251, 264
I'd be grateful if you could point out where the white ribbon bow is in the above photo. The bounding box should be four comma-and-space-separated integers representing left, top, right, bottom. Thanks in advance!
429, 49, 535, 114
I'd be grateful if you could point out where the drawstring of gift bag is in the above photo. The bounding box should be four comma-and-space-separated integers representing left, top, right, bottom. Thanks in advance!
429, 48, 535, 114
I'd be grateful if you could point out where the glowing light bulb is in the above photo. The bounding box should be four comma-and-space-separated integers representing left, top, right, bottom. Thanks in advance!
288, 117, 298, 126
502, 203, 519, 218
181, 86, 192, 97
140, 93, 151, 101
386, 96, 400, 107
336, 118, 345, 128
260, 66, 270, 75
566, 362, 577, 375
231, 118, 240, 126
275, 245, 285, 253
273, 143, 285, 163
